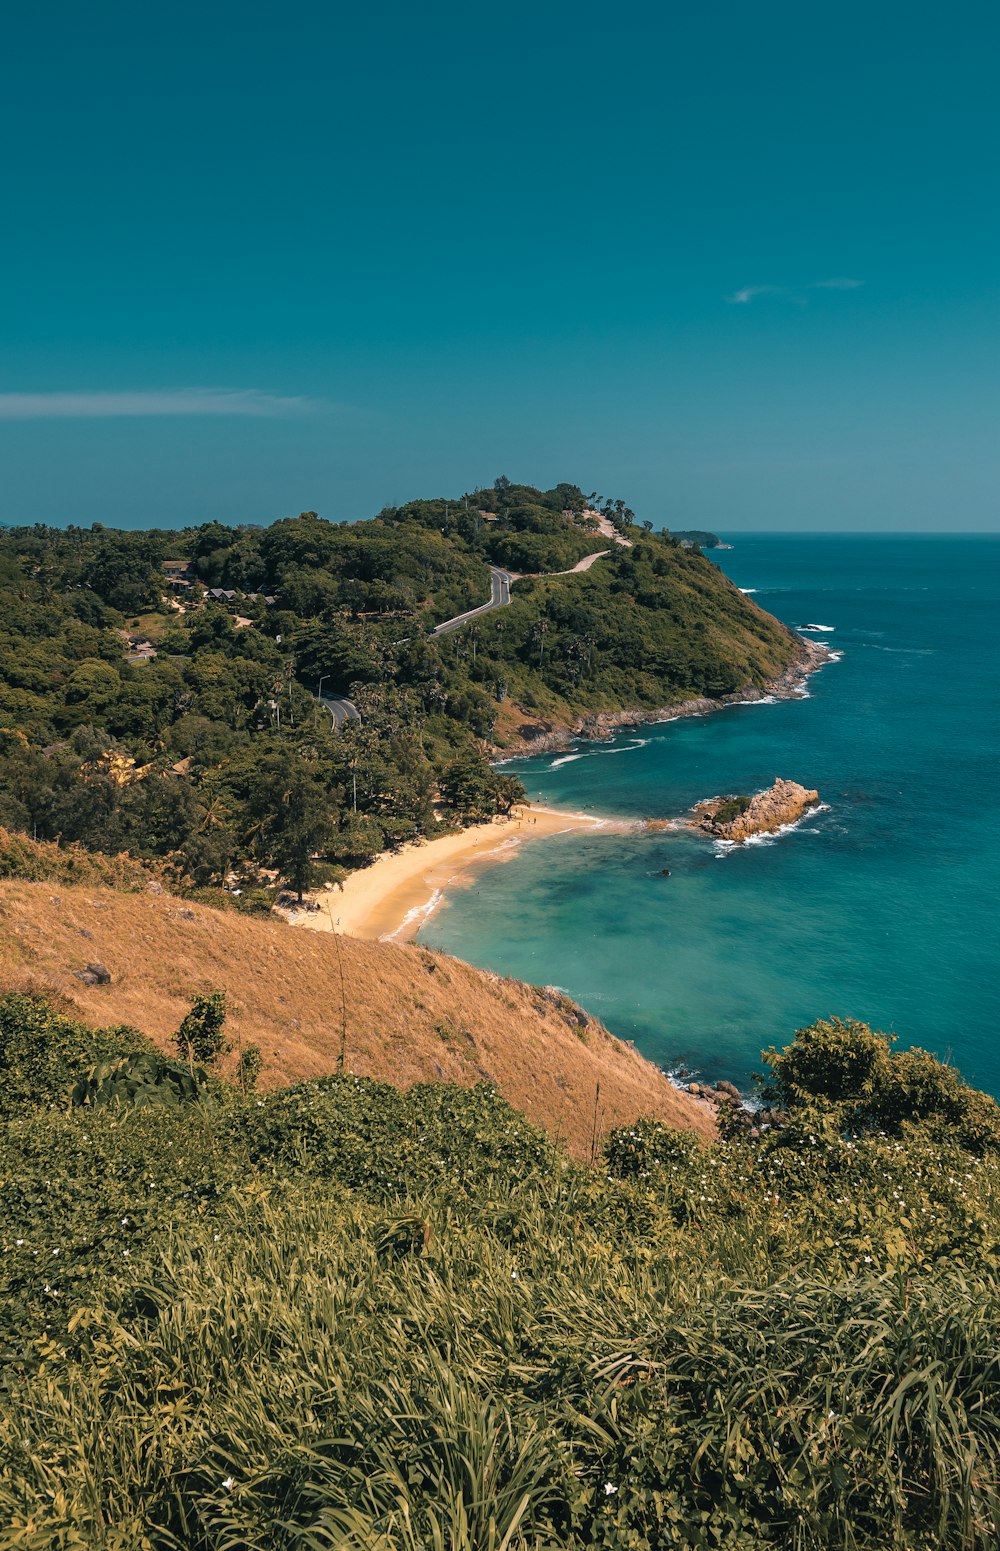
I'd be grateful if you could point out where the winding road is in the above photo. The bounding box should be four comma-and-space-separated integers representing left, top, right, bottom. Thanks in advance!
430, 549, 611, 638
431, 566, 516, 637
316, 692, 360, 725
317, 540, 616, 721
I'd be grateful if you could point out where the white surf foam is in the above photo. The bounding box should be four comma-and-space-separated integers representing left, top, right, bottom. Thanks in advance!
383, 888, 445, 940
550, 737, 648, 769
739, 587, 758, 594
712, 803, 830, 858
798, 623, 835, 632
596, 738, 649, 756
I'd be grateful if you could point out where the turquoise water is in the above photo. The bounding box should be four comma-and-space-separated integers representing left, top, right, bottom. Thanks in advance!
418, 536, 1000, 1095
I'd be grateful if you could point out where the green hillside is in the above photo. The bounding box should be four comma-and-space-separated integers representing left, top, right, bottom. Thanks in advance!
0, 480, 801, 896
1, 996, 998, 1548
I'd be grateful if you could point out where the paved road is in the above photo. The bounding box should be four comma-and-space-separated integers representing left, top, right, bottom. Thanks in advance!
431, 566, 516, 637
316, 693, 361, 725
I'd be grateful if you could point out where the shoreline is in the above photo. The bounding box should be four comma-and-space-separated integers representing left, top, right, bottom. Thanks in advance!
285, 804, 623, 943
285, 640, 833, 947
491, 637, 832, 760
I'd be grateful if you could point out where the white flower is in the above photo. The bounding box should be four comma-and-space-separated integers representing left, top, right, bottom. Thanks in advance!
863, 1255, 872, 1264
604, 1483, 617, 1496
222, 1476, 235, 1491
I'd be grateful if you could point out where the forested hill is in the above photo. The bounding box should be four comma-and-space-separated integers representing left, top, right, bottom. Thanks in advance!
0, 479, 801, 897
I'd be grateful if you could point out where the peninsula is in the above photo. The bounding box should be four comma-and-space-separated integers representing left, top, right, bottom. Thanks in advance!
0, 477, 808, 904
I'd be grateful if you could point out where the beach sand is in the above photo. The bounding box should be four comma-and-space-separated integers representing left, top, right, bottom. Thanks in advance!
286, 805, 618, 942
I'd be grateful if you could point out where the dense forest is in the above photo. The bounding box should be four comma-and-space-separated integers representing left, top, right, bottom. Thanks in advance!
1, 993, 998, 1548
0, 479, 799, 897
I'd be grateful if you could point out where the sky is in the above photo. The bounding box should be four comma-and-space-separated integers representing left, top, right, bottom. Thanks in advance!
2, 1, 998, 531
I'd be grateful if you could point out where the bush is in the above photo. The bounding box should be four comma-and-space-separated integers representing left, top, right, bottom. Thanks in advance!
762, 1017, 1000, 1153
711, 794, 752, 825
0, 992, 151, 1119
174, 990, 229, 1068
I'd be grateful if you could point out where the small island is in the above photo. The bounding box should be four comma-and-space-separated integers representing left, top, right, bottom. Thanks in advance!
670, 529, 733, 549
692, 777, 820, 841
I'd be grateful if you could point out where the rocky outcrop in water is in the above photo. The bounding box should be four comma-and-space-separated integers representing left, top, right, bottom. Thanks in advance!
692, 778, 820, 841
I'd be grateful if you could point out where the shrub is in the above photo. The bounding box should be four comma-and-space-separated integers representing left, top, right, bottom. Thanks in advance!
762, 1017, 1000, 1153
711, 794, 752, 825
0, 992, 150, 1118
174, 989, 229, 1068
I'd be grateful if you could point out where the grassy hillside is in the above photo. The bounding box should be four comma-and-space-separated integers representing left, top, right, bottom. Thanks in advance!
1, 1000, 998, 1548
0, 876, 710, 1155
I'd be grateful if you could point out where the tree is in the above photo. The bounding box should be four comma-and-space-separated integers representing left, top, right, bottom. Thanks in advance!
249, 751, 334, 900
439, 750, 525, 822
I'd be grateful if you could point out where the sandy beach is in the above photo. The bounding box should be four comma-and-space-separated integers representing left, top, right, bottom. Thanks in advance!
286, 804, 618, 942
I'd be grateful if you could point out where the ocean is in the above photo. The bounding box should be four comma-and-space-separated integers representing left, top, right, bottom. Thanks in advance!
417, 535, 1000, 1096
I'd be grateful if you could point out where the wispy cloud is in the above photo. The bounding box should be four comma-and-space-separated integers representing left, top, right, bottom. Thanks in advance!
725, 284, 788, 305
725, 278, 864, 305
0, 388, 318, 420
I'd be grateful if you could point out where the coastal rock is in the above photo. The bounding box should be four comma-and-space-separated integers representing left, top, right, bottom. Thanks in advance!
491, 638, 833, 759
692, 778, 820, 842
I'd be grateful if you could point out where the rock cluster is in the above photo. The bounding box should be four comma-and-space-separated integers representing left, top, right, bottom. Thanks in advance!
685, 1079, 789, 1138
73, 961, 111, 986
692, 778, 819, 842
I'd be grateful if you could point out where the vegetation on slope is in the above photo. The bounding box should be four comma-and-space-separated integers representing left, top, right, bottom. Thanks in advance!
0, 479, 799, 897
0, 876, 709, 1153
1, 998, 998, 1549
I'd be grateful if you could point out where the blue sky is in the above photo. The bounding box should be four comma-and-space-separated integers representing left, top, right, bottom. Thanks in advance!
2, 1, 998, 530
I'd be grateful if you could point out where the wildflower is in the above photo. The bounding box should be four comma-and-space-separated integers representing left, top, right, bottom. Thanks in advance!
222, 1476, 235, 1491
604, 1482, 618, 1496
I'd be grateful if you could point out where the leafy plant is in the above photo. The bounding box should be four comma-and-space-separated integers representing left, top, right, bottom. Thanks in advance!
175, 989, 229, 1069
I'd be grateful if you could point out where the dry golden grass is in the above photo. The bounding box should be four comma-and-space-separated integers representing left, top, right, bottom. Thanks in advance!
0, 879, 713, 1155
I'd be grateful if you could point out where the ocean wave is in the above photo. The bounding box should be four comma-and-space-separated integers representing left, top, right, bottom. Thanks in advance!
798, 623, 835, 632
549, 738, 648, 769
597, 738, 649, 756
739, 587, 758, 594
712, 804, 830, 858
384, 888, 445, 940
866, 645, 935, 655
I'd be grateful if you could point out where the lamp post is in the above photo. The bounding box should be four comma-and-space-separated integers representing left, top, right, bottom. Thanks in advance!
315, 676, 328, 729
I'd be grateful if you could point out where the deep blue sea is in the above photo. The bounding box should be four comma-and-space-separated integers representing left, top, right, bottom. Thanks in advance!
417, 536, 1000, 1096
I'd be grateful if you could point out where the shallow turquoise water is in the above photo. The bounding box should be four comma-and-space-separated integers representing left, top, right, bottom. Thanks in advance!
418, 536, 1000, 1095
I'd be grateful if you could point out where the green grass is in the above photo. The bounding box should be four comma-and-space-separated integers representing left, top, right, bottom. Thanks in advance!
2, 996, 999, 1549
